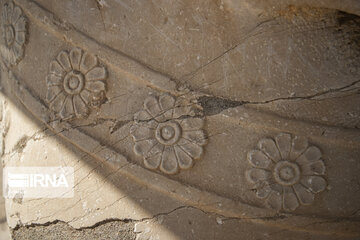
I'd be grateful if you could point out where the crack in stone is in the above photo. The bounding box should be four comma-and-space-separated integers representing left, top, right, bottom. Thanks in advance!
66, 197, 128, 225
180, 17, 277, 81
10, 218, 136, 240
10, 202, 360, 238
252, 79, 360, 104
197, 79, 360, 116
110, 120, 131, 134
95, 0, 107, 34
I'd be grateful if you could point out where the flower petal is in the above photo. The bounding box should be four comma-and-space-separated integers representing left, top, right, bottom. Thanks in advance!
12, 42, 23, 60
144, 151, 162, 170
160, 146, 178, 174
248, 150, 272, 169
161, 109, 173, 120
149, 120, 159, 128
301, 176, 327, 193
174, 145, 193, 169
73, 95, 88, 118
173, 105, 192, 118
2, 5, 8, 24
14, 16, 26, 32
146, 141, 163, 157
266, 191, 282, 210
49, 92, 66, 112
290, 136, 308, 160
134, 110, 152, 121
293, 183, 314, 205
246, 168, 270, 184
159, 94, 175, 111
301, 160, 326, 175
181, 118, 204, 131
15, 31, 25, 45
50, 60, 66, 77
270, 183, 283, 193
6, 2, 14, 20
144, 96, 162, 117
143, 143, 163, 169
283, 187, 299, 211
80, 52, 98, 73
56, 51, 72, 72
296, 146, 322, 166
59, 96, 74, 119
306, 147, 322, 161
255, 181, 272, 199
130, 123, 154, 141
275, 133, 291, 160
154, 113, 168, 123
258, 138, 281, 162
177, 138, 203, 159
69, 48, 82, 71
85, 80, 105, 93
46, 85, 62, 102
46, 74, 62, 86
134, 139, 157, 156
182, 130, 207, 146
85, 66, 106, 81
80, 89, 91, 104
12, 6, 22, 25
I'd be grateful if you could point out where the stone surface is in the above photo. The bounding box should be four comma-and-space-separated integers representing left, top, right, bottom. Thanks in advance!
0, 96, 10, 240
134, 207, 359, 240
0, 0, 359, 239
1, 164, 10, 239
12, 220, 136, 240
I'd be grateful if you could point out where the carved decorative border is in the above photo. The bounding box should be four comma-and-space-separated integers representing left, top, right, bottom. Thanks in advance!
0, 0, 359, 236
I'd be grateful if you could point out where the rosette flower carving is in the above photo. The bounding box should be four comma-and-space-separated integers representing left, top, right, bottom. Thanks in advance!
1, 1, 27, 65
246, 133, 327, 212
130, 94, 207, 174
46, 48, 107, 120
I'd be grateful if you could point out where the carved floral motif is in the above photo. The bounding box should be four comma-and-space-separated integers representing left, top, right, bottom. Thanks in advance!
131, 94, 207, 174
1, 1, 27, 65
246, 133, 327, 212
46, 48, 107, 120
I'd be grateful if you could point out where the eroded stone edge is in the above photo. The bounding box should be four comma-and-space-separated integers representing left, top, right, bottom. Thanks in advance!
10, 206, 360, 239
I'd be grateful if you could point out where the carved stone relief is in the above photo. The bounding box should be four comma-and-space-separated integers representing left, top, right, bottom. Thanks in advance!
130, 94, 207, 174
0, 0, 359, 238
46, 48, 107, 120
1, 1, 27, 65
246, 133, 327, 211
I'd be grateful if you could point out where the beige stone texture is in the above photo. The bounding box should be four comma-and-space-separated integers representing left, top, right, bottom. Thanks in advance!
0, 0, 359, 239
0, 94, 10, 240
1, 163, 11, 240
